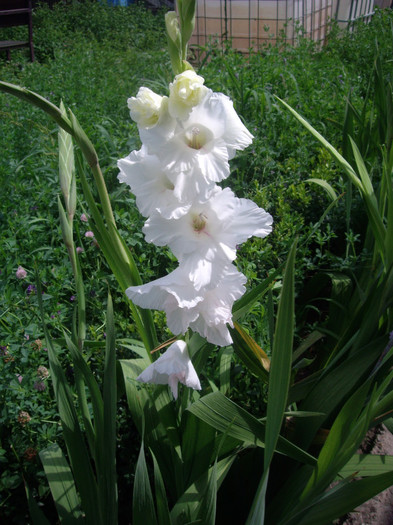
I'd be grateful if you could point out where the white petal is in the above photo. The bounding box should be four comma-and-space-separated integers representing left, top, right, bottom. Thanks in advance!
136, 340, 201, 400
118, 147, 190, 219
142, 186, 272, 268
189, 265, 247, 346
212, 92, 254, 152
168, 71, 210, 120
151, 90, 253, 188
126, 267, 203, 311
128, 88, 165, 129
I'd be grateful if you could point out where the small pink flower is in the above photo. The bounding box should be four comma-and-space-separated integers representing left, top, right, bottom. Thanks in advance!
85, 231, 94, 238
16, 374, 23, 383
16, 266, 27, 279
76, 246, 84, 254
80, 213, 89, 223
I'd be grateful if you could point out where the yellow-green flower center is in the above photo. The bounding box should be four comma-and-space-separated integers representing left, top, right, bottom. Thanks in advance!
184, 125, 212, 150
192, 212, 207, 232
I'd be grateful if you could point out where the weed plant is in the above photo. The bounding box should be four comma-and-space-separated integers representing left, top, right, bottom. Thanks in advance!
1, 2, 393, 522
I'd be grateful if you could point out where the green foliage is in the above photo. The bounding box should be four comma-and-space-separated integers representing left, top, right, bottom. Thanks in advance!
32, 0, 167, 61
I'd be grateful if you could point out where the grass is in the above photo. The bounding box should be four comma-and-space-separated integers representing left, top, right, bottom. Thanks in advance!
1, 1, 393, 522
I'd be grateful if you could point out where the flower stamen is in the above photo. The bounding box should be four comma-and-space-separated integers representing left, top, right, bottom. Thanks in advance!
192, 212, 207, 232
183, 124, 213, 151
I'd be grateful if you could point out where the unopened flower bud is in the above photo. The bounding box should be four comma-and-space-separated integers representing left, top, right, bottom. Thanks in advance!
128, 88, 166, 129
169, 71, 208, 119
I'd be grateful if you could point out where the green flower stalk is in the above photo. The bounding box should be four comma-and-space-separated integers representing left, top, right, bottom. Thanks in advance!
165, 0, 196, 75
165, 11, 183, 75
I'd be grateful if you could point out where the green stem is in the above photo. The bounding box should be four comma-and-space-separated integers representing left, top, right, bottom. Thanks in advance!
89, 162, 116, 228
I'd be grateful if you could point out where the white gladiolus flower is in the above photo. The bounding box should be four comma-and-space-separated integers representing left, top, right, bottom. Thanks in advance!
143, 186, 273, 271
188, 265, 247, 346
127, 263, 247, 346
128, 87, 167, 129
126, 265, 204, 335
136, 340, 201, 400
117, 147, 191, 219
141, 92, 253, 184
121, 72, 274, 354
168, 70, 209, 120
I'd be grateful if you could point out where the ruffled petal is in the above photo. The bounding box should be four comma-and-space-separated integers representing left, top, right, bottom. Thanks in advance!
137, 340, 201, 400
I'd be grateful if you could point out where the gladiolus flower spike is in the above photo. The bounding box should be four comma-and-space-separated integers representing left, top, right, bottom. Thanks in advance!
119, 70, 273, 398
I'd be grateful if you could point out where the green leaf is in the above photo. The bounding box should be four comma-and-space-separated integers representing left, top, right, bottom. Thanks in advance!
68, 109, 98, 169
275, 96, 362, 191
306, 178, 338, 202
24, 480, 52, 525
292, 337, 384, 449
278, 384, 377, 525
382, 146, 393, 267
0, 80, 73, 134
292, 331, 325, 363
245, 469, 269, 525
102, 293, 118, 524
133, 441, 158, 525
264, 240, 296, 468
219, 346, 233, 394
293, 471, 393, 525
230, 322, 270, 383
120, 359, 184, 501
338, 454, 393, 478
181, 411, 217, 487
247, 240, 297, 525
233, 268, 280, 320
170, 456, 235, 524
35, 270, 101, 524
65, 334, 104, 436
196, 460, 217, 525
350, 137, 385, 256
118, 338, 151, 359
301, 382, 370, 502
188, 392, 316, 466
119, 358, 150, 430
39, 444, 84, 524
152, 453, 171, 525
76, 153, 156, 354
371, 389, 393, 425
